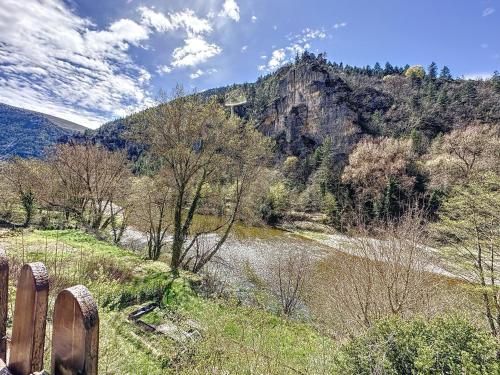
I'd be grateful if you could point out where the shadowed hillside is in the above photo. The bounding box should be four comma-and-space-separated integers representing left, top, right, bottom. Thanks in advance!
0, 103, 87, 158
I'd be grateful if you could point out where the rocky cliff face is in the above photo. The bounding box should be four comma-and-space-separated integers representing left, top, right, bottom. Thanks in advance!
258, 59, 362, 160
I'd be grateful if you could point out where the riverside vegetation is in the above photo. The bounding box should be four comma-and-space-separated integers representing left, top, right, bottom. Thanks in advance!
0, 54, 499, 374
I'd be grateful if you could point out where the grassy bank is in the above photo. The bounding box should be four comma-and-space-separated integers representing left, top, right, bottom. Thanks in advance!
0, 229, 336, 374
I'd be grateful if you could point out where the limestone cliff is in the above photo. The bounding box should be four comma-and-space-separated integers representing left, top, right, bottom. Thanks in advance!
257, 57, 362, 160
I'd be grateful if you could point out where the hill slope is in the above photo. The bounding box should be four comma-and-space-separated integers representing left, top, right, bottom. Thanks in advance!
86, 53, 500, 167
0, 103, 87, 158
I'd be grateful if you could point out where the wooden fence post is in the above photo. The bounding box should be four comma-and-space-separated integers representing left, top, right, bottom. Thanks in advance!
0, 249, 8, 363
51, 285, 99, 375
9, 263, 49, 375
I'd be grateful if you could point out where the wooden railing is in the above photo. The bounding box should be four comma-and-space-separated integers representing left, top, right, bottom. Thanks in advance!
0, 248, 99, 375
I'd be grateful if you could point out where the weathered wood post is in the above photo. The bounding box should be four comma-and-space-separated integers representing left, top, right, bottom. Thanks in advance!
51, 285, 99, 375
0, 249, 8, 363
9, 263, 49, 375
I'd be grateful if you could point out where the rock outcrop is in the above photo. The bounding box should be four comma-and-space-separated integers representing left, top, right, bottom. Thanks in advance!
258, 57, 362, 159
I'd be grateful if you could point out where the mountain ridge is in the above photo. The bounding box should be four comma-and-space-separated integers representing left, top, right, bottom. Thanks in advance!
0, 102, 87, 158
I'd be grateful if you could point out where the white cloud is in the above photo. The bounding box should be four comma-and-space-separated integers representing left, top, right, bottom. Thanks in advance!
156, 65, 172, 75
189, 68, 217, 79
219, 0, 240, 22
334, 22, 347, 29
241, 45, 248, 52
139, 7, 212, 36
251, 15, 258, 23
268, 49, 287, 70
481, 43, 489, 49
190, 69, 204, 79
273, 25, 278, 31
463, 72, 493, 80
0, 0, 154, 128
138, 6, 221, 69
483, 7, 495, 16
260, 28, 329, 72
172, 37, 222, 67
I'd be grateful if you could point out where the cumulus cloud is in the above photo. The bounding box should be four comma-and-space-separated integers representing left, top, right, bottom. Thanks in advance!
251, 15, 258, 23
172, 37, 222, 67
483, 7, 495, 16
0, 0, 153, 128
260, 28, 328, 72
139, 6, 221, 69
241, 45, 248, 52
219, 0, 240, 22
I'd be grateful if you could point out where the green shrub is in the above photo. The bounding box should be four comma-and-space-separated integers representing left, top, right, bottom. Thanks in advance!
335, 315, 499, 374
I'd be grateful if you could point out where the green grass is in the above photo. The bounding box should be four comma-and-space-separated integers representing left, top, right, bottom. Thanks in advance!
1, 229, 337, 374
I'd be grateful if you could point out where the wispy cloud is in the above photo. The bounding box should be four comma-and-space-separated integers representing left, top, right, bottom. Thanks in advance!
0, 0, 154, 128
334, 22, 347, 29
241, 45, 248, 52
483, 7, 495, 16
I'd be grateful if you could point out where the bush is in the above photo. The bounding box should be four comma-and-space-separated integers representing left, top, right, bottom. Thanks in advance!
335, 315, 499, 374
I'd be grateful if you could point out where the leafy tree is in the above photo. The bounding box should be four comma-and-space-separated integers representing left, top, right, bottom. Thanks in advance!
322, 192, 339, 227
404, 65, 426, 80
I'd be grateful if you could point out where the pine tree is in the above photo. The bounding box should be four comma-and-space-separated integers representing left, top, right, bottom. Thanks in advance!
384, 62, 394, 75
428, 62, 438, 79
492, 71, 500, 93
439, 66, 452, 80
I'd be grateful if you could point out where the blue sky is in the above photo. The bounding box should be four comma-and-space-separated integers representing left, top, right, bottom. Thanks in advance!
0, 0, 498, 128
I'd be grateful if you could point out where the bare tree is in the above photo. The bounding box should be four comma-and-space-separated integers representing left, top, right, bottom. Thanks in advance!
312, 208, 444, 333
48, 142, 131, 231
131, 174, 173, 260
266, 246, 314, 317
427, 124, 500, 190
134, 87, 270, 273
2, 158, 47, 226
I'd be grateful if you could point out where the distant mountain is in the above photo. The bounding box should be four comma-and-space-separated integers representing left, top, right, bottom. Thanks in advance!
0, 103, 88, 158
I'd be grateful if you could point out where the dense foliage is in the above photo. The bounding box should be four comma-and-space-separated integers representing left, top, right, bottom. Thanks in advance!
335, 315, 500, 374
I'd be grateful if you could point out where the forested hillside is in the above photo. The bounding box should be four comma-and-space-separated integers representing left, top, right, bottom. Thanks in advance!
0, 103, 86, 158
82, 53, 500, 227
